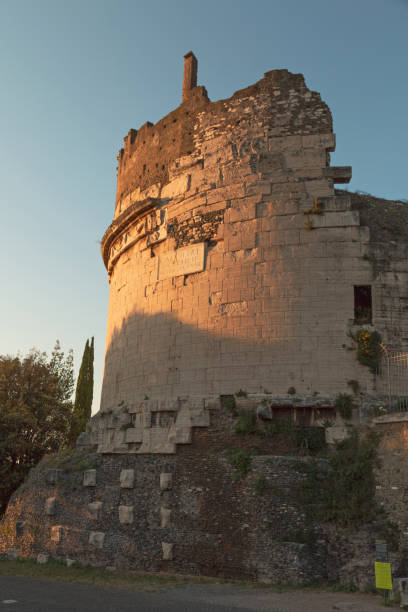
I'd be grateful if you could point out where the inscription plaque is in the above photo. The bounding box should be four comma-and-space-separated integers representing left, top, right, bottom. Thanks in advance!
158, 243, 206, 280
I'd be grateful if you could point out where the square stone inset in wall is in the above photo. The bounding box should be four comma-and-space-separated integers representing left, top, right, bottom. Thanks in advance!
160, 507, 171, 528
88, 501, 103, 520
120, 469, 134, 488
83, 469, 97, 487
50, 525, 63, 543
89, 531, 105, 549
15, 521, 25, 537
162, 542, 174, 560
119, 505, 134, 524
160, 473, 172, 491
45, 497, 57, 516
45, 469, 61, 485
7, 549, 18, 560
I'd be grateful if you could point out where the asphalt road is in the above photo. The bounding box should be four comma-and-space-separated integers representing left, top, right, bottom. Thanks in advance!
0, 576, 391, 612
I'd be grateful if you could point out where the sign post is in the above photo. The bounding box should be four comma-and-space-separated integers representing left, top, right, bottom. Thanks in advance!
375, 540, 392, 604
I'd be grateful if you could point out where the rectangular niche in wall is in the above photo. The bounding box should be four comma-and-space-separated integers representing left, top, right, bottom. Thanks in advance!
354, 285, 372, 324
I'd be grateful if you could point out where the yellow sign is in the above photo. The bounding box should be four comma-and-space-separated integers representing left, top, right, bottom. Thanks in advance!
375, 562, 392, 590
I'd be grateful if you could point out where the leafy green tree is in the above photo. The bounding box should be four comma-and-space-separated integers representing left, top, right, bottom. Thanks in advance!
0, 341, 74, 515
69, 337, 94, 446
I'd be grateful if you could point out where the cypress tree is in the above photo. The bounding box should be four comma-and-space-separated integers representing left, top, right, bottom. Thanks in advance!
69, 337, 94, 446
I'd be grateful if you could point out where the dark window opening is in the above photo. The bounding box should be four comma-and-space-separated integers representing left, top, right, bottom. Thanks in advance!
354, 285, 372, 324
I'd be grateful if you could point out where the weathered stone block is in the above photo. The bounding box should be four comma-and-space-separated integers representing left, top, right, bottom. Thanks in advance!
161, 174, 190, 199
50, 525, 63, 543
7, 549, 18, 560
66, 558, 75, 567
125, 427, 143, 443
160, 507, 171, 528
89, 531, 105, 549
119, 505, 134, 524
160, 473, 173, 491
45, 497, 57, 516
168, 424, 192, 444
396, 577, 408, 607
45, 469, 61, 485
88, 501, 103, 520
37, 553, 49, 564
138, 429, 176, 454
120, 469, 134, 488
83, 469, 96, 487
162, 542, 174, 560
325, 426, 349, 444
257, 404, 272, 420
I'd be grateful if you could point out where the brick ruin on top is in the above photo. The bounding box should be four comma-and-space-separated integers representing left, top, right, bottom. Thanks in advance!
1, 54, 408, 584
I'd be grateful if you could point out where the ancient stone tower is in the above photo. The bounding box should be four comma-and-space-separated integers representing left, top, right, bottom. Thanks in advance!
2, 54, 408, 584
93, 52, 406, 453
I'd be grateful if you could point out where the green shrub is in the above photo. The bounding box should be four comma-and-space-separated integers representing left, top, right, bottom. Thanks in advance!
235, 410, 258, 435
221, 395, 237, 415
352, 329, 382, 374
264, 421, 326, 455
235, 389, 247, 397
335, 393, 354, 420
224, 448, 254, 480
296, 431, 381, 527
47, 449, 101, 473
287, 387, 296, 395
292, 426, 326, 454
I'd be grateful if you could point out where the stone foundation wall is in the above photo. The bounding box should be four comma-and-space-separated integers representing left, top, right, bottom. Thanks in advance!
0, 441, 391, 585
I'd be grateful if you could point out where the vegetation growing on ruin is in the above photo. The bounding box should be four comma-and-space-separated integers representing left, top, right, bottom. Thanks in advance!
233, 411, 327, 456
303, 198, 323, 216
43, 448, 101, 473
263, 421, 326, 455
221, 394, 238, 415
224, 448, 254, 480
235, 389, 247, 397
335, 393, 354, 420
235, 410, 258, 435
296, 431, 381, 527
120, 422, 133, 430
350, 329, 382, 374
304, 216, 313, 231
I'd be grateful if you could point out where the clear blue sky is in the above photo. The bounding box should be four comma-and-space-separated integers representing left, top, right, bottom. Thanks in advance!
0, 0, 407, 413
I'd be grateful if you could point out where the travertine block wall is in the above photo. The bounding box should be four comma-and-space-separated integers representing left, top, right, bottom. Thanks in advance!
95, 66, 408, 454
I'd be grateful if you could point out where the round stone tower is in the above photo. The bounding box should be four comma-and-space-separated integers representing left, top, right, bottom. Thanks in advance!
3, 55, 408, 585
94, 53, 384, 454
